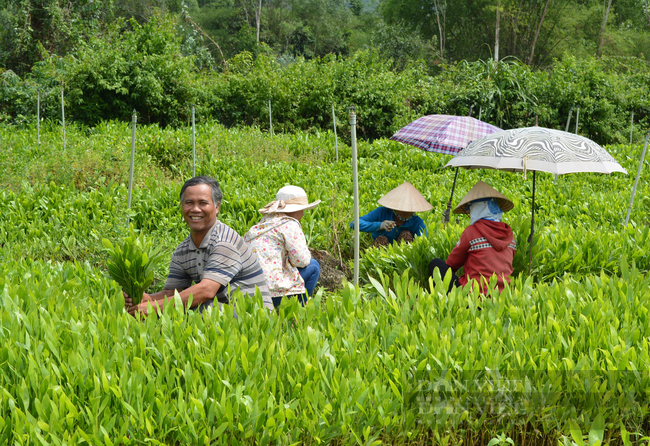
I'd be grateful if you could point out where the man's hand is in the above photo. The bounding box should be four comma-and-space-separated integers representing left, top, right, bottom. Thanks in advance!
123, 291, 154, 317
380, 220, 396, 231
128, 301, 153, 317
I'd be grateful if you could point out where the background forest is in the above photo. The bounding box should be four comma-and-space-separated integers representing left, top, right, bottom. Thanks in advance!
3, 0, 650, 71
2, 0, 650, 144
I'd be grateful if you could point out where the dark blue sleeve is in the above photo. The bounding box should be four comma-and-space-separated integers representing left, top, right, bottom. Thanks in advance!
349, 207, 388, 233
413, 217, 427, 236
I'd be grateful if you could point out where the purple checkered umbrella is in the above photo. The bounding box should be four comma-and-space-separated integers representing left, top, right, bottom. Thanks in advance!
391, 114, 502, 155
391, 114, 502, 222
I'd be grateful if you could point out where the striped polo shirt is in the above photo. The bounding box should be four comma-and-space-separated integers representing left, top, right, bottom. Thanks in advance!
164, 220, 273, 311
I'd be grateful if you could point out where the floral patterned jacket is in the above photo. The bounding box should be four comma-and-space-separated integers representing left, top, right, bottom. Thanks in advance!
244, 214, 311, 297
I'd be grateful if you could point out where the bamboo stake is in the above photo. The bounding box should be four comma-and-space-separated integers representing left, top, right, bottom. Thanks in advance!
350, 107, 359, 286
61, 88, 66, 150
565, 107, 573, 132
556, 107, 574, 184
192, 105, 196, 177
575, 106, 580, 134
630, 112, 634, 145
624, 131, 650, 226
37, 91, 40, 145
528, 171, 536, 276
268, 99, 273, 137
127, 110, 137, 225
332, 103, 339, 161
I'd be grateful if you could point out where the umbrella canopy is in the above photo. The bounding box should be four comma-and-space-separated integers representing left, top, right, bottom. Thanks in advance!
391, 114, 503, 223
391, 114, 502, 155
444, 126, 627, 276
445, 127, 627, 175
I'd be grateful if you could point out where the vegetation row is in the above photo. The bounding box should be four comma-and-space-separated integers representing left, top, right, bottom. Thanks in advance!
2, 119, 650, 443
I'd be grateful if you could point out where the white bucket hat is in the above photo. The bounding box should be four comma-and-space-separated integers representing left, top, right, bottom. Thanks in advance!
259, 185, 321, 214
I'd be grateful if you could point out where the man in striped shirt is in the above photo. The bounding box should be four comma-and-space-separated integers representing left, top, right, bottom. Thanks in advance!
124, 176, 273, 316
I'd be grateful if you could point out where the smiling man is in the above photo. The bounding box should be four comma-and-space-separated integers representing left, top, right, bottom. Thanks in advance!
124, 176, 273, 316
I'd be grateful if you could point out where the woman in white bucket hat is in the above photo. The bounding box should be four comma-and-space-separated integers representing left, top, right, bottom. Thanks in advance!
349, 182, 432, 248
244, 185, 321, 308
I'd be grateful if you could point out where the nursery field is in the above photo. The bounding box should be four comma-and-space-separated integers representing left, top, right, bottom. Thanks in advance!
1, 121, 650, 445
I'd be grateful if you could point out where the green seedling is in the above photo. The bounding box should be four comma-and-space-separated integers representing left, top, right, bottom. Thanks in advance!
102, 225, 165, 305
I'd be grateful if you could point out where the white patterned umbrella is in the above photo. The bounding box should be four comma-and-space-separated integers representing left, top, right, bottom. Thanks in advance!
444, 126, 628, 275
445, 127, 627, 175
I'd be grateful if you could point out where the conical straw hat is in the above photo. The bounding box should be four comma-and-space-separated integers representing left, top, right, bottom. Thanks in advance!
377, 182, 433, 212
453, 181, 513, 214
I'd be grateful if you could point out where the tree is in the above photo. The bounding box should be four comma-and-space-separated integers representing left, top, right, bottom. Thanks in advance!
241, 0, 263, 42
495, 0, 501, 61
0, 0, 115, 75
641, 0, 650, 26
597, 0, 613, 56
528, 0, 552, 64
432, 0, 446, 58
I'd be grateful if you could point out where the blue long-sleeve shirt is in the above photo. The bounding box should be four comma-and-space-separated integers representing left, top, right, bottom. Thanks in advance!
349, 206, 427, 243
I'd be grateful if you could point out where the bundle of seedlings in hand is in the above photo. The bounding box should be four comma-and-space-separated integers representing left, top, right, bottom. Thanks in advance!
102, 226, 166, 306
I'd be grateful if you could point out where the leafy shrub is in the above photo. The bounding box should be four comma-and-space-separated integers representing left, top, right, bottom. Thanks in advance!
3, 17, 650, 147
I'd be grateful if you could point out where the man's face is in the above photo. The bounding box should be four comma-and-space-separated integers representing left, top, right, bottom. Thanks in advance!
182, 184, 219, 235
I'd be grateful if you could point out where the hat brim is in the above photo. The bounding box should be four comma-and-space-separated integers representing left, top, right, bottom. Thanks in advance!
452, 181, 514, 215
377, 182, 433, 212
276, 200, 321, 213
453, 197, 513, 214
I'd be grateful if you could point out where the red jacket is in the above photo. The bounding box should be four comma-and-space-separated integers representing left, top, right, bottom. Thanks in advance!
446, 220, 516, 294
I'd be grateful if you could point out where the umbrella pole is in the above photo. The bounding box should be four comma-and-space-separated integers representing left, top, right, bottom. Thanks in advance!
624, 130, 650, 226
444, 168, 459, 223
528, 171, 536, 276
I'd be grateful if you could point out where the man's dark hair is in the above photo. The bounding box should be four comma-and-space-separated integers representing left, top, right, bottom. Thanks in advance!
180, 176, 223, 208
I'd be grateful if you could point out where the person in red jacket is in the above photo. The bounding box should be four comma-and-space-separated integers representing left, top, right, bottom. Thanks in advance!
428, 181, 516, 294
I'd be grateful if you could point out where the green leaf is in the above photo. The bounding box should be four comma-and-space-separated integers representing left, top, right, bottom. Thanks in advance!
588, 414, 604, 446
570, 420, 585, 446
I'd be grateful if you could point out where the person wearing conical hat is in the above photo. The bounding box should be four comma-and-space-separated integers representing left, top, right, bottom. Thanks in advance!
428, 181, 516, 294
349, 182, 432, 248
245, 185, 321, 308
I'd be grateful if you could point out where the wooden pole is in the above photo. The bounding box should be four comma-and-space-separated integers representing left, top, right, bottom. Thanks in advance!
127, 110, 137, 225
625, 131, 650, 226
350, 107, 359, 286
332, 103, 339, 161
37, 91, 40, 145
192, 105, 196, 177
556, 107, 574, 184
268, 99, 273, 137
61, 88, 66, 150
528, 171, 536, 276
565, 107, 573, 132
